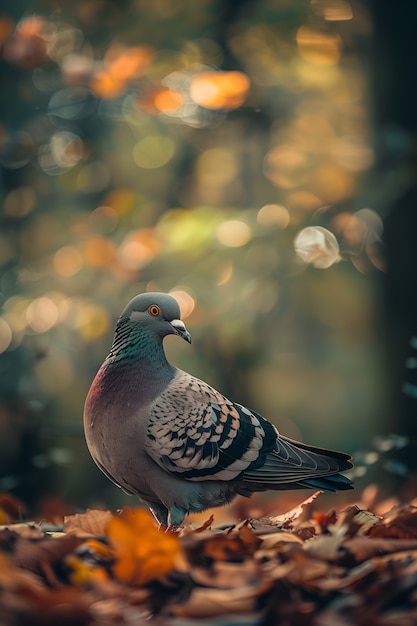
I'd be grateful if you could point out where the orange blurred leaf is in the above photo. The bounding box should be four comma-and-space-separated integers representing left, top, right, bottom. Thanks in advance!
106, 507, 180, 586
66, 554, 110, 587
190, 71, 250, 110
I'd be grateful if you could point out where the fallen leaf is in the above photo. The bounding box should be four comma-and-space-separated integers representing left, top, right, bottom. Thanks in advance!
252, 491, 323, 533
369, 505, 417, 539
314, 508, 338, 532
286, 548, 331, 585
342, 537, 417, 562
259, 531, 304, 549
12, 533, 83, 579
184, 522, 261, 565
64, 509, 113, 538
192, 514, 215, 533
0, 521, 44, 538
304, 531, 345, 561
106, 507, 180, 586
0, 492, 27, 522
66, 553, 110, 587
319, 559, 377, 591
190, 558, 261, 589
337, 505, 381, 536
172, 583, 271, 618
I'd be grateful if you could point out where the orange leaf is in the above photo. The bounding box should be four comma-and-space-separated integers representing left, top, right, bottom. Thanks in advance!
66, 554, 110, 587
190, 71, 250, 110
106, 507, 180, 586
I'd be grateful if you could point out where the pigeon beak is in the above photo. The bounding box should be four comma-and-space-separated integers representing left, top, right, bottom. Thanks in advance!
170, 319, 192, 344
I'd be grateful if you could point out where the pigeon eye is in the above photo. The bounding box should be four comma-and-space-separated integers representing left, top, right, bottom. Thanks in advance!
149, 305, 160, 317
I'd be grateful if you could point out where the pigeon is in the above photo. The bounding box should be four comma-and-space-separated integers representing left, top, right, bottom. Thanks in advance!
84, 292, 353, 529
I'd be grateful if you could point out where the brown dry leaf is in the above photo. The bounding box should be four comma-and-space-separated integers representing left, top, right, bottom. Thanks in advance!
286, 548, 331, 585
0, 521, 44, 538
190, 558, 261, 589
369, 505, 417, 539
338, 506, 382, 536
304, 530, 346, 561
0, 551, 93, 625
172, 582, 271, 619
185, 522, 261, 565
10, 532, 82, 578
0, 551, 45, 591
314, 508, 338, 532
252, 491, 323, 534
6, 584, 93, 624
377, 611, 417, 626
294, 522, 316, 541
192, 514, 215, 533
106, 507, 180, 586
64, 508, 113, 538
342, 537, 417, 562
0, 492, 27, 522
180, 514, 215, 536
259, 531, 304, 549
66, 553, 110, 588
319, 559, 377, 591
371, 549, 417, 569
236, 521, 264, 551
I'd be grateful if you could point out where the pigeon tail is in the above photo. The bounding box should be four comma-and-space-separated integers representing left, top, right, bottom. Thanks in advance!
299, 473, 353, 492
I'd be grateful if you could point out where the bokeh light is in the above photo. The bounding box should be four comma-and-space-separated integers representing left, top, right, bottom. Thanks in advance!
0, 318, 12, 353
132, 135, 175, 169
257, 204, 290, 229
4, 187, 36, 217
169, 289, 196, 319
294, 226, 341, 269
190, 70, 250, 110
296, 26, 342, 66
53, 246, 84, 277
216, 220, 252, 247
26, 297, 59, 333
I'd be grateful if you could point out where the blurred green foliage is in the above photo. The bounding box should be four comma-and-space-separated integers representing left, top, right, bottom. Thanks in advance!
0, 0, 391, 512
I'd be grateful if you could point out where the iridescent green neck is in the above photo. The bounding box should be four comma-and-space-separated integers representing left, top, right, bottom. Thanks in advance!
105, 320, 170, 371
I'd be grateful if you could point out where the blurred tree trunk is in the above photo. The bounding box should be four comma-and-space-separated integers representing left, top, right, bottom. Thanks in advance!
366, 1, 417, 470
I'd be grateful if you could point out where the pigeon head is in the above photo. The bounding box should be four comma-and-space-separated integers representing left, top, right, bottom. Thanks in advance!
119, 292, 192, 344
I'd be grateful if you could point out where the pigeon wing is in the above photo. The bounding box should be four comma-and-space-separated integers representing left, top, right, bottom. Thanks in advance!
146, 371, 352, 487
145, 370, 278, 481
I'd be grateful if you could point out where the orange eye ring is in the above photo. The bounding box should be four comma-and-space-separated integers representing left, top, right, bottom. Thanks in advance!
149, 305, 160, 317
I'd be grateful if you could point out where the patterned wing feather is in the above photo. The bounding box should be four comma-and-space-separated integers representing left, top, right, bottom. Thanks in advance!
145, 370, 277, 481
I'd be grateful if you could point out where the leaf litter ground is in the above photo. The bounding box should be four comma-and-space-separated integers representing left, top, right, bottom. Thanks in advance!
1, 489, 417, 625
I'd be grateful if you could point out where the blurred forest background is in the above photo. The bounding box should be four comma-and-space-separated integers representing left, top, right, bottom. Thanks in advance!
1, 0, 416, 516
